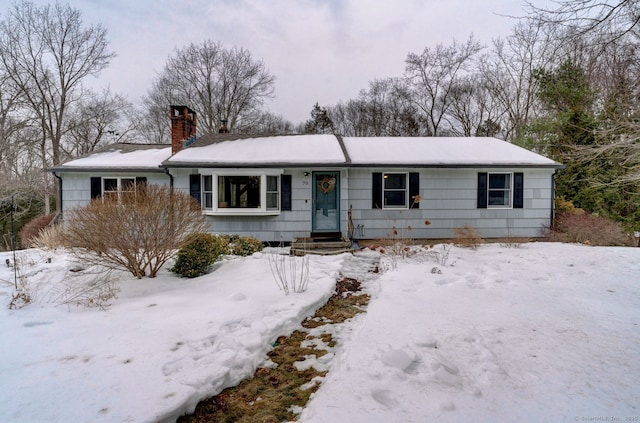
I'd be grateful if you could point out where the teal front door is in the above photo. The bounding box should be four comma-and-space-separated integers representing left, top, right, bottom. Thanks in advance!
312, 172, 340, 232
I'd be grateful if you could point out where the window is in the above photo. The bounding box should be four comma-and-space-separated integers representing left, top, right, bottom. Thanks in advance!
203, 175, 213, 209
218, 175, 261, 208
266, 175, 279, 210
194, 171, 285, 214
384, 173, 408, 208
372, 172, 419, 209
477, 172, 524, 209
90, 176, 146, 201
488, 173, 511, 206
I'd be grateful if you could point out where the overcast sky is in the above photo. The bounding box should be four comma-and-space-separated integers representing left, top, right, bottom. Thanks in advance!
25, 0, 540, 124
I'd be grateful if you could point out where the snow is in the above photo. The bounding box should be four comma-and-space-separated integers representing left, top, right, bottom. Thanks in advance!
57, 146, 172, 169
1, 243, 639, 422
167, 134, 346, 165
167, 135, 561, 167
342, 136, 560, 166
54, 136, 560, 170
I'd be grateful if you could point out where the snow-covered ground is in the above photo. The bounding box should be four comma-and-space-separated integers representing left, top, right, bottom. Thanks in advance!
1, 243, 639, 422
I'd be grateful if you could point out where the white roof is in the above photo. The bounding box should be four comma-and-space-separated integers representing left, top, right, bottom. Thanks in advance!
54, 145, 172, 170
167, 134, 345, 165
342, 137, 558, 166
53, 136, 560, 170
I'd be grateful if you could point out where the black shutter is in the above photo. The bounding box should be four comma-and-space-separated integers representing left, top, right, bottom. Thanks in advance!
189, 174, 201, 204
409, 172, 419, 209
477, 173, 488, 208
90, 177, 102, 199
372, 172, 382, 209
513, 172, 524, 209
281, 174, 292, 211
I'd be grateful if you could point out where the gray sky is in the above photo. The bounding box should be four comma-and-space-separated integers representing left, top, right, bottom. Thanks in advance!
41, 0, 536, 124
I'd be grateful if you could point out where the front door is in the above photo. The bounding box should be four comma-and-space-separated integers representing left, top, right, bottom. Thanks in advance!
312, 171, 340, 233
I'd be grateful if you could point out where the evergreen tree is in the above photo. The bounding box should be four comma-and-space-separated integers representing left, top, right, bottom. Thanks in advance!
303, 103, 334, 134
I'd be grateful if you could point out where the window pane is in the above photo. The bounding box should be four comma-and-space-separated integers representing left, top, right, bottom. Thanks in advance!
489, 190, 508, 206
203, 175, 212, 191
384, 174, 406, 189
121, 178, 135, 191
384, 191, 406, 207
267, 193, 278, 209
267, 175, 278, 191
204, 192, 213, 209
489, 174, 508, 189
219, 175, 260, 208
103, 178, 117, 192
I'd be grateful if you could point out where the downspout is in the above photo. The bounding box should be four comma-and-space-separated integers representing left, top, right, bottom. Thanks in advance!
551, 168, 560, 228
52, 171, 63, 223
163, 167, 174, 189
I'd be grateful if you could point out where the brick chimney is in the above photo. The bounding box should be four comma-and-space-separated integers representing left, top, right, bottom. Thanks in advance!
170, 105, 197, 154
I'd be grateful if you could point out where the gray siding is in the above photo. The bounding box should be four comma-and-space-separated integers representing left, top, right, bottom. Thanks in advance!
58, 172, 170, 212
347, 167, 555, 240
60, 167, 556, 242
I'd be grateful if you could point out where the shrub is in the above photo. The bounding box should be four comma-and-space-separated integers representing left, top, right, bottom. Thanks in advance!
170, 233, 225, 278
547, 211, 633, 246
63, 183, 208, 278
27, 224, 66, 250
453, 225, 481, 249
555, 196, 580, 215
19, 214, 55, 248
221, 235, 264, 256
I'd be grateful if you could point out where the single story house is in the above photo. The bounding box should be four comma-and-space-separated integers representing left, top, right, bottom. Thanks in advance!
50, 106, 563, 243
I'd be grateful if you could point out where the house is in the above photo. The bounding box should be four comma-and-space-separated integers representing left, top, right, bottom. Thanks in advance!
50, 105, 563, 243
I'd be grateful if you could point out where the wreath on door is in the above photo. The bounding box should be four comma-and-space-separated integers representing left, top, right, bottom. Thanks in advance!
318, 176, 336, 194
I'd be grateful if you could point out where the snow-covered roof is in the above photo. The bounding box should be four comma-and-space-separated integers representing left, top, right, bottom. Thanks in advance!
167, 134, 560, 168
51, 136, 561, 171
166, 134, 346, 166
50, 144, 172, 172
342, 137, 560, 167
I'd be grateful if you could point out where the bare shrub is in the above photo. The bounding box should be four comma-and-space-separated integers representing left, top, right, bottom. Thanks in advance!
547, 211, 633, 246
19, 214, 56, 248
6, 256, 32, 309
49, 268, 120, 309
267, 247, 310, 294
453, 225, 481, 249
63, 183, 208, 278
378, 196, 430, 269
27, 223, 67, 249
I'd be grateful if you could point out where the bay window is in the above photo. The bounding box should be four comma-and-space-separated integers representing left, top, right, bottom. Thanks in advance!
194, 170, 285, 214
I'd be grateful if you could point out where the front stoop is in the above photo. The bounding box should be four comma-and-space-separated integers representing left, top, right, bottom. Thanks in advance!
290, 236, 355, 256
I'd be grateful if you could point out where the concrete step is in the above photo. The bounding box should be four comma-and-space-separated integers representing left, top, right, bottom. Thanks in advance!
291, 237, 354, 256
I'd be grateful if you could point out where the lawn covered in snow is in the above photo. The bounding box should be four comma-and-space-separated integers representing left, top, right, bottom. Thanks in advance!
1, 242, 639, 422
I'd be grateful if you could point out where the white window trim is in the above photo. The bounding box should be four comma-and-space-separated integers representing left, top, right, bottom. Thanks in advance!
200, 169, 283, 216
383, 172, 409, 210
102, 176, 136, 203
487, 172, 513, 209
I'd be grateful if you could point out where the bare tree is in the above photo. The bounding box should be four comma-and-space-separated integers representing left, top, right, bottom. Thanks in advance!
0, 66, 29, 178
329, 78, 423, 137
405, 35, 484, 136
446, 75, 504, 137
479, 19, 561, 142
525, 0, 640, 43
235, 110, 293, 134
145, 40, 276, 134
64, 89, 136, 159
0, 1, 115, 167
